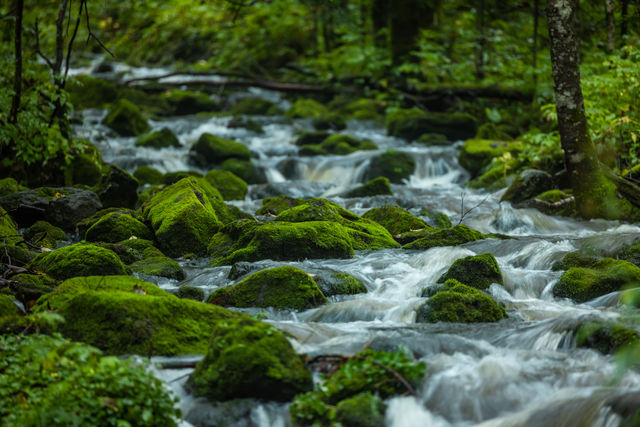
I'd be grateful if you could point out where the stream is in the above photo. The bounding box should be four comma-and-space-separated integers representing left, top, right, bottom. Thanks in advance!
73, 64, 640, 427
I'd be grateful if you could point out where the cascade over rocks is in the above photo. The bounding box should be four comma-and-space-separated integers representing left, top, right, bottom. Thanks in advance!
437, 253, 503, 290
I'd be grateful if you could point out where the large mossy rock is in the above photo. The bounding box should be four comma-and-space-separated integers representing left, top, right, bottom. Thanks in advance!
160, 90, 219, 115
207, 266, 327, 310
24, 221, 66, 248
255, 195, 305, 216
33, 275, 241, 355
0, 177, 21, 198
85, 211, 153, 242
27, 243, 128, 280
208, 220, 355, 265
401, 224, 486, 249
437, 253, 503, 290
129, 256, 185, 280
417, 279, 507, 323
66, 75, 118, 109
190, 133, 251, 168
0, 294, 19, 317
575, 321, 640, 355
458, 139, 522, 178
387, 108, 477, 141
6, 273, 57, 306
500, 169, 555, 205
362, 150, 415, 183
94, 165, 139, 209
334, 392, 385, 427
0, 206, 22, 246
133, 165, 164, 185
312, 271, 368, 297
204, 169, 248, 201
274, 199, 399, 250
553, 259, 640, 302
189, 317, 312, 401
286, 99, 329, 118
135, 127, 181, 149
299, 134, 377, 157
141, 177, 225, 257
362, 205, 428, 235
220, 158, 264, 184
102, 99, 150, 136
343, 177, 392, 198
68, 141, 104, 187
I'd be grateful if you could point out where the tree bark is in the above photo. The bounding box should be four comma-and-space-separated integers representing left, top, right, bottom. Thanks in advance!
9, 0, 23, 125
605, 0, 616, 52
546, 0, 632, 219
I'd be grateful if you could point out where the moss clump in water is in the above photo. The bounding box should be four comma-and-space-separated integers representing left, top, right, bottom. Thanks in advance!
101, 99, 150, 136
129, 256, 185, 280
437, 253, 503, 290
344, 177, 393, 198
189, 133, 251, 168
189, 317, 312, 401
401, 224, 486, 249
135, 127, 181, 149
575, 321, 640, 355
362, 204, 429, 235
286, 98, 328, 118
362, 150, 416, 184
207, 266, 327, 310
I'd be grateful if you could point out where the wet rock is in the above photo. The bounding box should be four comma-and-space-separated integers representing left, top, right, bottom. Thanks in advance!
387, 108, 477, 141
437, 253, 503, 290
94, 165, 139, 209
162, 170, 203, 185
229, 97, 281, 116
175, 285, 205, 301
24, 221, 66, 248
276, 157, 301, 180
343, 177, 393, 198
204, 170, 248, 201
227, 116, 264, 134
286, 98, 328, 118
102, 98, 150, 136
133, 165, 164, 185
299, 134, 377, 157
129, 256, 185, 280
189, 133, 251, 168
84, 210, 153, 242
160, 90, 219, 115
66, 75, 118, 109
501, 169, 555, 205
400, 224, 485, 249
220, 158, 265, 184
575, 320, 639, 355
362, 204, 428, 235
0, 177, 20, 198
27, 243, 128, 280
312, 114, 347, 131
135, 127, 181, 149
363, 150, 415, 183
295, 131, 331, 146
7, 273, 58, 306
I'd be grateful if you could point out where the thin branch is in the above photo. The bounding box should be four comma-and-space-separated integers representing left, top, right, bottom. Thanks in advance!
34, 19, 54, 70
367, 359, 418, 397
458, 192, 490, 225
54, 0, 70, 74
63, 0, 83, 85
83, 0, 114, 57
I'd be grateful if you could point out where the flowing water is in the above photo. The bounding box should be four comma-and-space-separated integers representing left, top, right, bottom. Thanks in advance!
73, 64, 640, 427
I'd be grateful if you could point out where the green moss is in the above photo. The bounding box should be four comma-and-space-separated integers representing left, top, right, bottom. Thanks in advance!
552, 250, 600, 271
312, 114, 347, 131
66, 75, 117, 109
417, 133, 449, 146
189, 317, 312, 401
220, 158, 263, 184
299, 134, 378, 157
7, 273, 58, 305
190, 133, 251, 167
204, 169, 248, 201
437, 253, 503, 290
227, 116, 265, 134
117, 87, 170, 117
27, 243, 128, 280
344, 177, 392, 198
34, 276, 241, 355
340, 98, 386, 121
208, 220, 355, 265
458, 139, 522, 178
0, 243, 34, 267
536, 189, 572, 203
76, 208, 137, 238
207, 266, 326, 310
101, 98, 150, 137
363, 150, 416, 183
255, 195, 305, 216
160, 90, 219, 115
24, 221, 66, 248
162, 170, 203, 185
135, 127, 181, 148
466, 160, 518, 190
85, 211, 154, 242
419, 209, 452, 228
286, 99, 329, 118
553, 258, 640, 302
401, 224, 486, 249
94, 164, 139, 209
334, 392, 385, 427
133, 165, 164, 185
476, 122, 513, 141
175, 285, 205, 301
575, 321, 640, 355
0, 295, 19, 317
142, 177, 223, 257
100, 238, 165, 265
229, 97, 282, 115
387, 108, 477, 141
418, 279, 507, 323
362, 205, 429, 235
0, 177, 20, 198
324, 272, 367, 296
129, 256, 185, 280
275, 198, 399, 250
0, 206, 21, 246
295, 131, 331, 146
68, 141, 104, 186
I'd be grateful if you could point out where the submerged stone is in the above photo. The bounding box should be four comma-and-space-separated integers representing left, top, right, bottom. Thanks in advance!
189, 317, 312, 401
437, 253, 503, 290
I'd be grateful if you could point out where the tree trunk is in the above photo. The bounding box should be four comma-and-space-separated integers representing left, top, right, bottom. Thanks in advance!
475, 0, 486, 81
620, 0, 629, 40
546, 0, 634, 220
9, 0, 24, 125
532, 0, 539, 85
605, 0, 616, 52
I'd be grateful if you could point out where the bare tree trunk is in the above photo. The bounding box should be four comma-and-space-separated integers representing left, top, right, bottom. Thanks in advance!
546, 0, 633, 219
620, 0, 629, 40
475, 0, 486, 81
9, 0, 23, 125
605, 0, 616, 52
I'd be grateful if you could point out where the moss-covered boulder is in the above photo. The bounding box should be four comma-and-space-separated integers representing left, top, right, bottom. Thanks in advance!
339, 98, 386, 121
299, 134, 377, 157
204, 170, 248, 201
575, 321, 640, 355
76, 208, 135, 238
100, 238, 165, 265
229, 97, 281, 116
190, 133, 251, 168
0, 177, 20, 198
286, 99, 329, 118
531, 189, 576, 216
189, 317, 312, 401
94, 165, 139, 209
0, 244, 34, 268
553, 259, 640, 302
362, 205, 428, 235
417, 279, 507, 323
312, 114, 347, 131
0, 206, 21, 246
102, 99, 150, 136
437, 253, 503, 290
294, 131, 331, 146
66, 75, 118, 109
220, 158, 264, 184
314, 271, 368, 297
135, 128, 180, 149
334, 392, 385, 427
6, 273, 57, 306
141, 177, 224, 257
133, 165, 164, 185
343, 177, 393, 198
255, 195, 305, 216
68, 141, 104, 186
420, 209, 452, 229
160, 90, 218, 115
175, 285, 204, 301
207, 266, 327, 310
27, 243, 128, 280
85, 211, 153, 242
417, 133, 449, 146
24, 221, 66, 248
458, 139, 522, 178
162, 170, 203, 185
274, 198, 400, 250
208, 220, 355, 265
401, 224, 486, 249
387, 108, 477, 141
363, 150, 416, 183
33, 275, 241, 355
129, 256, 185, 280
0, 295, 19, 317
500, 169, 555, 204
